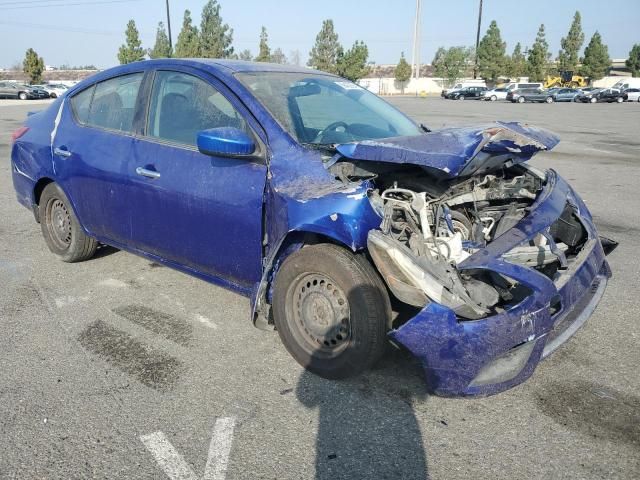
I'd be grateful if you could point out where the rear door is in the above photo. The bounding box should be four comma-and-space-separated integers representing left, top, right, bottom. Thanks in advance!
52, 71, 146, 245
126, 68, 268, 289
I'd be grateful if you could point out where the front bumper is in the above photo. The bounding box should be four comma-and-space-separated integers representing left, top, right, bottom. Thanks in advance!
388, 170, 612, 397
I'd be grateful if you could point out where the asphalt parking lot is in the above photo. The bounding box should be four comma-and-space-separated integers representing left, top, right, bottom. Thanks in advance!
1, 97, 638, 479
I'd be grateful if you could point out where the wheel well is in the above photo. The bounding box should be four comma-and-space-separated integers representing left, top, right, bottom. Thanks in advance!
253, 230, 363, 329
34, 177, 54, 206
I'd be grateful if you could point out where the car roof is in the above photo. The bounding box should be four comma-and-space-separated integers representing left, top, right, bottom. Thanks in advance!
67, 58, 335, 95
122, 58, 327, 75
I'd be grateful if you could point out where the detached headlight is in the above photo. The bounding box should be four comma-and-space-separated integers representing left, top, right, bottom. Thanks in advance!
367, 230, 494, 319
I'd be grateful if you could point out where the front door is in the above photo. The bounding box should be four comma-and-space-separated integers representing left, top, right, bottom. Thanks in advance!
127, 69, 267, 290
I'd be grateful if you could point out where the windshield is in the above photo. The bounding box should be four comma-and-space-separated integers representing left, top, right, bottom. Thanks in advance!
236, 72, 422, 145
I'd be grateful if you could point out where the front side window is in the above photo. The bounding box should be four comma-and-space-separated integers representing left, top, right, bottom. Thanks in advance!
147, 71, 247, 146
237, 72, 421, 145
84, 73, 143, 132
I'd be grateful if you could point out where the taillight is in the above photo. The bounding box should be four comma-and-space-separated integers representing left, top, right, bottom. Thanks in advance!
11, 126, 29, 143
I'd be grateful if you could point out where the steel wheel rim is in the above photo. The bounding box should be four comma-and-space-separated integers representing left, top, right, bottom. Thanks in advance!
47, 198, 72, 249
286, 272, 351, 355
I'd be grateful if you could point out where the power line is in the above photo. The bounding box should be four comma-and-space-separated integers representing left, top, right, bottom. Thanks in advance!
0, 0, 76, 4
0, 0, 142, 10
0, 20, 118, 35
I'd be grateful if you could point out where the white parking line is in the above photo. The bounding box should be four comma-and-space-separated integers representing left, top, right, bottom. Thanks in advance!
140, 431, 198, 480
140, 417, 237, 480
194, 314, 219, 330
205, 417, 236, 480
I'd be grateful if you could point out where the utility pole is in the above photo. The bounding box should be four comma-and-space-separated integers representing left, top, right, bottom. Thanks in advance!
165, 0, 173, 50
473, 0, 483, 79
411, 0, 422, 80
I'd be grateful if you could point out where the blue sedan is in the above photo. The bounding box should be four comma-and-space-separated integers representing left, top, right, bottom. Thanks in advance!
10, 60, 616, 396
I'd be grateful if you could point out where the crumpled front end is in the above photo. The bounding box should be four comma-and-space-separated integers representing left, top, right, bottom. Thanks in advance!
375, 170, 613, 396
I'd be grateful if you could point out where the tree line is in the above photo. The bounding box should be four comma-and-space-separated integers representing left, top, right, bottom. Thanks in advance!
429, 11, 640, 87
117, 1, 371, 82
17, 5, 640, 86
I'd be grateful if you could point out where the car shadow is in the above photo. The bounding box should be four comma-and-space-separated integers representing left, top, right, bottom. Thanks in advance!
92, 244, 119, 259
295, 284, 430, 479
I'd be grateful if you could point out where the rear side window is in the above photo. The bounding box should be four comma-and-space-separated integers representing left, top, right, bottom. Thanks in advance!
84, 73, 143, 132
147, 71, 247, 146
70, 85, 95, 124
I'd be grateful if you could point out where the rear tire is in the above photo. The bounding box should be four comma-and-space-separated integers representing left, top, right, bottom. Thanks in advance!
273, 243, 391, 379
39, 183, 98, 262
616, 96, 623, 103
50, 93, 57, 99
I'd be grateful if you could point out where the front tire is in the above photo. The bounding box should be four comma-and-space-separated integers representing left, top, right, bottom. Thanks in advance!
490, 95, 497, 101
590, 97, 597, 103
39, 183, 97, 262
273, 243, 391, 379
616, 96, 623, 103
518, 96, 525, 103
545, 96, 554, 103
50, 93, 57, 99
19, 92, 28, 100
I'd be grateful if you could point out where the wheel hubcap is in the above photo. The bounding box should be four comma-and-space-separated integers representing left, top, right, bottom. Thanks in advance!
48, 198, 72, 248
290, 273, 350, 352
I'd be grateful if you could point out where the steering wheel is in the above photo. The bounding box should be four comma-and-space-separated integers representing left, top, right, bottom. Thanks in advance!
314, 121, 349, 143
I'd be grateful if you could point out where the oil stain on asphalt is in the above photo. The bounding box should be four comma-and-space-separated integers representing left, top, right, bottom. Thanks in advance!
112, 304, 193, 347
536, 379, 640, 447
78, 320, 183, 391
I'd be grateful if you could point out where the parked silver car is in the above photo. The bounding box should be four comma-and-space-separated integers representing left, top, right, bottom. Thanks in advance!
482, 87, 508, 101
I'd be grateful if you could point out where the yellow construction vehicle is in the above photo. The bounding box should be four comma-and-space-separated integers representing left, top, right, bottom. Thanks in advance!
544, 70, 588, 88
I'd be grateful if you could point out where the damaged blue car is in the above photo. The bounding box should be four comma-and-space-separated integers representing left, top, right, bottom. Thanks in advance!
10, 60, 616, 396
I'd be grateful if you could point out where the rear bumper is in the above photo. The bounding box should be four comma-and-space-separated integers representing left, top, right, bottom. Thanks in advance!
11, 144, 38, 212
388, 170, 613, 397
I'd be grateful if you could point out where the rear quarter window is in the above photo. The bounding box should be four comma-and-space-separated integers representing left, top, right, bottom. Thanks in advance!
70, 85, 95, 124
86, 73, 143, 132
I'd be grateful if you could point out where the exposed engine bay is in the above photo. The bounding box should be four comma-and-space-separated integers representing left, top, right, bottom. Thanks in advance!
330, 161, 588, 320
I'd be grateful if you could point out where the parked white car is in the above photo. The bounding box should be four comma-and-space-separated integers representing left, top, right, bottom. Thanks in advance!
622, 88, 640, 102
41, 83, 68, 98
482, 87, 509, 101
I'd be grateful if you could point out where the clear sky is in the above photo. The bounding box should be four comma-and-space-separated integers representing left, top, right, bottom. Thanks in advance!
0, 0, 638, 69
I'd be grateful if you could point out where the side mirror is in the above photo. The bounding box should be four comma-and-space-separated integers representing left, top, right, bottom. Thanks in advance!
197, 127, 256, 157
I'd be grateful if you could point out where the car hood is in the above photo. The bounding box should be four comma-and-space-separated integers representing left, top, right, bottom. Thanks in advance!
332, 121, 559, 177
